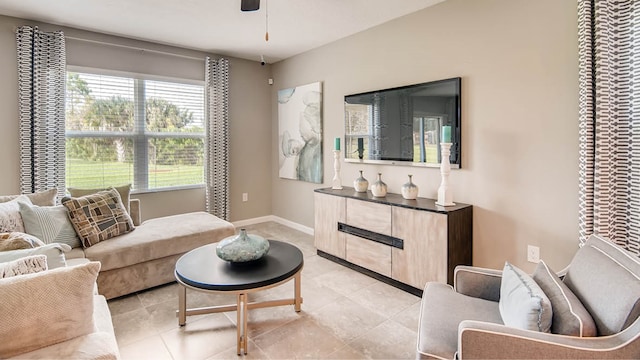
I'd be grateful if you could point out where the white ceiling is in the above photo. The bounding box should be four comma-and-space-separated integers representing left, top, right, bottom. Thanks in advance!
0, 0, 444, 63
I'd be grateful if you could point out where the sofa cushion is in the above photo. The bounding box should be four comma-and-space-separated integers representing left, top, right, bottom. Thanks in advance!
0, 254, 47, 278
68, 184, 131, 214
84, 212, 234, 271
563, 235, 640, 335
0, 195, 30, 233
62, 188, 134, 248
19, 202, 81, 248
0, 261, 100, 358
499, 262, 552, 333
533, 260, 596, 336
0, 243, 70, 269
0, 188, 57, 207
417, 282, 503, 359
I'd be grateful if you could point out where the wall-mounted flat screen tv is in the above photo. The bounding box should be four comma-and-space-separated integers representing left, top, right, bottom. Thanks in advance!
344, 77, 461, 168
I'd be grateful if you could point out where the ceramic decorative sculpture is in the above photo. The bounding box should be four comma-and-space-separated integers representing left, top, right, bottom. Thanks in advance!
370, 173, 388, 197
353, 170, 369, 193
401, 174, 419, 200
216, 229, 270, 262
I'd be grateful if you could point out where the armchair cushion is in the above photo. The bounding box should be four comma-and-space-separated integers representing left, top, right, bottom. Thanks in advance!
563, 236, 640, 335
499, 262, 552, 333
533, 260, 596, 336
417, 282, 502, 359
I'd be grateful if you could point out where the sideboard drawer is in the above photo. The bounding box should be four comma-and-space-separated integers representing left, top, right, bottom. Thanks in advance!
345, 234, 391, 277
346, 199, 391, 236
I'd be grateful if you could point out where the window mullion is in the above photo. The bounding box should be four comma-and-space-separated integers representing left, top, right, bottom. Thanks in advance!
134, 79, 148, 191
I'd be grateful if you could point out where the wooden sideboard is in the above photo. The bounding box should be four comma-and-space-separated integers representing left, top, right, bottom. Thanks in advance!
314, 187, 472, 296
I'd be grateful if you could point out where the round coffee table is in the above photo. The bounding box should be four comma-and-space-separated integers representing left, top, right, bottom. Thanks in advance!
175, 240, 304, 355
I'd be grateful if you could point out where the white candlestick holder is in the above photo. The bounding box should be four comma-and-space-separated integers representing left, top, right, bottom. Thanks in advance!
332, 150, 343, 190
436, 143, 455, 206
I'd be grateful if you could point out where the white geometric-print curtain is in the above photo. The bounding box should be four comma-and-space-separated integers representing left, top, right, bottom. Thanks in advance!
16, 26, 66, 200
578, 0, 640, 255
204, 57, 230, 220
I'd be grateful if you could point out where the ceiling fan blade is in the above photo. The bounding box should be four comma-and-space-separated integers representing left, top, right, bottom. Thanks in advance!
241, 0, 260, 11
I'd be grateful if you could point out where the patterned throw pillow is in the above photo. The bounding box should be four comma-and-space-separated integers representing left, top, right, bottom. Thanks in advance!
0, 195, 31, 233
67, 184, 131, 214
62, 188, 135, 248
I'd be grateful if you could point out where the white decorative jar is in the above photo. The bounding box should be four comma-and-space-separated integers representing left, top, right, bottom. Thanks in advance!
353, 170, 369, 193
401, 174, 419, 200
370, 173, 388, 197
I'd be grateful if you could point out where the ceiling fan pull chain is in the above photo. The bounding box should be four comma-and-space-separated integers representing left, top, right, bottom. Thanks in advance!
265, 0, 269, 41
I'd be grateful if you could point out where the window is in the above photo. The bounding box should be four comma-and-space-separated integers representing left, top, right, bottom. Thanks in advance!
65, 70, 205, 192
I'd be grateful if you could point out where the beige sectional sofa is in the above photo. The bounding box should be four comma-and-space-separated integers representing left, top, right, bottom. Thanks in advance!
0, 190, 236, 359
65, 199, 236, 299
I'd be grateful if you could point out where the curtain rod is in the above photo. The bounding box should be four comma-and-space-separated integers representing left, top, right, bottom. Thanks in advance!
64, 35, 206, 62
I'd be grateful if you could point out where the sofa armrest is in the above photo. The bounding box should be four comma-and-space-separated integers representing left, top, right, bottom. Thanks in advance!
458, 320, 640, 359
454, 266, 502, 302
130, 199, 141, 226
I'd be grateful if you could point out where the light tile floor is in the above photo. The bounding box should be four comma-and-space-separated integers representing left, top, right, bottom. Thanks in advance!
109, 221, 421, 360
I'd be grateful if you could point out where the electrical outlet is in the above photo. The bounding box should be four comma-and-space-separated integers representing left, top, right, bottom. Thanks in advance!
242, 193, 248, 202
527, 245, 540, 263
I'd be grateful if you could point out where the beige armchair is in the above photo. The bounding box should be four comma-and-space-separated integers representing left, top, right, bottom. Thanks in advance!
417, 234, 640, 359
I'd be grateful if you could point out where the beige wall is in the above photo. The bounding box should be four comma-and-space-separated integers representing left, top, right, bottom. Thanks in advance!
271, 0, 579, 271
0, 14, 272, 222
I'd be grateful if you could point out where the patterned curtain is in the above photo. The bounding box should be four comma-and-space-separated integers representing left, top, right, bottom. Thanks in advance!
578, 0, 640, 255
16, 26, 66, 200
204, 57, 230, 220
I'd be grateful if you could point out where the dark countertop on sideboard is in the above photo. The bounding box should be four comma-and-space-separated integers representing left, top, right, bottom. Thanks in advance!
315, 187, 471, 214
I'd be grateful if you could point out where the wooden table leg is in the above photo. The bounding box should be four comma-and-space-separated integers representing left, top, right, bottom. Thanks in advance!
241, 293, 248, 355
294, 272, 302, 312
236, 294, 242, 355
178, 285, 186, 326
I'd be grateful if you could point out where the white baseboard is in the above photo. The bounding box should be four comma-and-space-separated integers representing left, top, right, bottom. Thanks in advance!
232, 215, 314, 235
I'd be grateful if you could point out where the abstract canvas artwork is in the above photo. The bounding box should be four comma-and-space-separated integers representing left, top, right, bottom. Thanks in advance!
278, 82, 322, 183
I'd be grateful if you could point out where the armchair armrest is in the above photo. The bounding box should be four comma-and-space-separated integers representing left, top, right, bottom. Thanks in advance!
454, 266, 502, 302
458, 320, 640, 359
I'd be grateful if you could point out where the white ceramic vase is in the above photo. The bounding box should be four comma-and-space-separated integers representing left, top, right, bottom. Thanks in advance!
401, 174, 419, 200
370, 173, 387, 197
353, 170, 369, 193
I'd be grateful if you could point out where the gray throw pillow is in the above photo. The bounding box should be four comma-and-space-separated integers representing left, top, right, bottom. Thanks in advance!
499, 262, 552, 332
532, 260, 596, 336
18, 202, 81, 248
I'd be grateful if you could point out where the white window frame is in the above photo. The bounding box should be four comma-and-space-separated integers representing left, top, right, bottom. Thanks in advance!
65, 66, 206, 193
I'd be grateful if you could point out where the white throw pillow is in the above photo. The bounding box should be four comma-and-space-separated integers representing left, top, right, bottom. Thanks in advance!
0, 195, 31, 233
499, 262, 553, 332
0, 243, 70, 269
0, 261, 100, 358
0, 254, 47, 278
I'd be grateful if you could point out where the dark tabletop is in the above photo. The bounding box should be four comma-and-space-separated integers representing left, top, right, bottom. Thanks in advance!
175, 240, 304, 291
